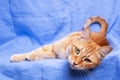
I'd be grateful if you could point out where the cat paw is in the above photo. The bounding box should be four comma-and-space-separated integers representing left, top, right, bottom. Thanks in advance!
10, 54, 27, 62
26, 54, 36, 61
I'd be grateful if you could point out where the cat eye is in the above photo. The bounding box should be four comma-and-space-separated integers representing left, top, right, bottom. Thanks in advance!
84, 58, 92, 63
74, 47, 80, 54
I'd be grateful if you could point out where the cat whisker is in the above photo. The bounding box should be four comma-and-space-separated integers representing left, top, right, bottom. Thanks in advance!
84, 69, 96, 80
78, 70, 83, 79
83, 70, 91, 80
79, 70, 87, 80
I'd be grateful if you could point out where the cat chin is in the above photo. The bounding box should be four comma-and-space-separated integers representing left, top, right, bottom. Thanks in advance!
70, 65, 85, 70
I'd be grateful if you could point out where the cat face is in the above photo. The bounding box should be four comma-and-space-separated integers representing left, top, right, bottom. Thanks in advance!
68, 27, 112, 70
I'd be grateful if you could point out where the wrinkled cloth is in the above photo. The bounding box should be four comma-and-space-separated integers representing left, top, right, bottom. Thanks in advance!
0, 0, 120, 80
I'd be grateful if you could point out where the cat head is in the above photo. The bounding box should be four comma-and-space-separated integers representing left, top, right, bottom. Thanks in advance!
68, 27, 112, 70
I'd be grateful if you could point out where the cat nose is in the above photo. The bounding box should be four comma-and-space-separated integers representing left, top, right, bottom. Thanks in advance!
73, 61, 78, 65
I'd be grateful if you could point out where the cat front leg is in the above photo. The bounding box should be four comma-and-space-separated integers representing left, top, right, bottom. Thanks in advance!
10, 51, 40, 61
26, 45, 56, 61
10, 51, 56, 62
10, 44, 56, 62
10, 54, 28, 62
26, 50, 56, 61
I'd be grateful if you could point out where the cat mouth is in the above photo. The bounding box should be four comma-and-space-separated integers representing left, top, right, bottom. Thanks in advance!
70, 64, 84, 70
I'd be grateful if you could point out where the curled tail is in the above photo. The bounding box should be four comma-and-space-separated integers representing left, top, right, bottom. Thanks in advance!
84, 16, 108, 37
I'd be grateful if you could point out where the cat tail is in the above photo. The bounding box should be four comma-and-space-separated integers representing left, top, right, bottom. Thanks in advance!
84, 16, 108, 37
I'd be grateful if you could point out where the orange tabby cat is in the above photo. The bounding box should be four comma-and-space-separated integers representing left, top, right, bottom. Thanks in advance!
10, 16, 112, 70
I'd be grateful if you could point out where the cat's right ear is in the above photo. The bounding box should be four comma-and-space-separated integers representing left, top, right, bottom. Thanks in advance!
80, 27, 91, 40
98, 46, 112, 58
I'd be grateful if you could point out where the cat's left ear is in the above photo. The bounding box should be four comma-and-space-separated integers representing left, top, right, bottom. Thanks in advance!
98, 46, 112, 58
80, 27, 91, 40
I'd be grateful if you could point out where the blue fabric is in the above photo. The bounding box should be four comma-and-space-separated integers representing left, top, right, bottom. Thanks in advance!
0, 0, 120, 80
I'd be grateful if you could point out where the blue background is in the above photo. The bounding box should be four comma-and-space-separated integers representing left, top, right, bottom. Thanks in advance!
0, 0, 120, 80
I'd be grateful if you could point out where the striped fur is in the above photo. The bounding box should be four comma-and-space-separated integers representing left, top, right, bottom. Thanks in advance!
10, 16, 112, 70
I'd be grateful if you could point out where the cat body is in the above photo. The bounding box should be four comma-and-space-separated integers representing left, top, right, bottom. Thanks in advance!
10, 16, 112, 70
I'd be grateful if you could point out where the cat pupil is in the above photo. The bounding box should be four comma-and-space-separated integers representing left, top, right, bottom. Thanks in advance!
74, 47, 80, 54
84, 58, 92, 63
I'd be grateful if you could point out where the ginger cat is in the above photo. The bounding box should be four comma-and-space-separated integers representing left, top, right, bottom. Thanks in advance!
10, 16, 112, 70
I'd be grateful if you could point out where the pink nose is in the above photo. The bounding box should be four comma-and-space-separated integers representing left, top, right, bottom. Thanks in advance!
73, 61, 78, 65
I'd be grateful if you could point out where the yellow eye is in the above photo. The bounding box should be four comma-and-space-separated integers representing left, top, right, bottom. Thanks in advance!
74, 47, 80, 54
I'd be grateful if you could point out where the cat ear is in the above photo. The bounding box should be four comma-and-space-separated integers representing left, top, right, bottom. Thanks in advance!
98, 46, 112, 58
80, 27, 91, 40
